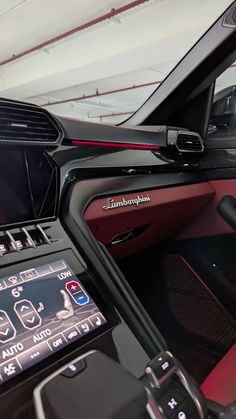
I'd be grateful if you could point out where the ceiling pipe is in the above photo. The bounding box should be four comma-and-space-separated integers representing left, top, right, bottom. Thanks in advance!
40, 63, 236, 107
42, 80, 162, 107
0, 0, 149, 67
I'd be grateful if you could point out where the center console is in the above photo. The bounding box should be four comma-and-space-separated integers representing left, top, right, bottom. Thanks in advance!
0, 221, 125, 418
0, 141, 226, 419
33, 350, 207, 419
0, 218, 211, 419
0, 177, 229, 419
0, 250, 117, 387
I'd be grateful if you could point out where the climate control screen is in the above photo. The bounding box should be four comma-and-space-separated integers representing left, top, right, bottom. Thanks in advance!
0, 259, 106, 383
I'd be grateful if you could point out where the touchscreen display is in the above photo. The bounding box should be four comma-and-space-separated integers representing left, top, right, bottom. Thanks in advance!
0, 259, 106, 383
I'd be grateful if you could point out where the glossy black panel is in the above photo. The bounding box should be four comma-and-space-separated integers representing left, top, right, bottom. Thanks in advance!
55, 116, 167, 147
61, 173, 208, 213
50, 144, 172, 169
0, 148, 58, 229
62, 183, 166, 357
200, 149, 236, 170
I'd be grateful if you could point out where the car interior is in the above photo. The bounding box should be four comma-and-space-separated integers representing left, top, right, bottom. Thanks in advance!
1, 0, 236, 418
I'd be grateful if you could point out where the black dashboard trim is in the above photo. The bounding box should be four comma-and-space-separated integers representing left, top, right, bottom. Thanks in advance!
61, 172, 208, 209
55, 116, 167, 147
61, 172, 210, 358
62, 180, 167, 358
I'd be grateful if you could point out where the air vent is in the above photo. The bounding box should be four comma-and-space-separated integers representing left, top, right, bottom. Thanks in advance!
0, 99, 63, 145
176, 132, 204, 153
223, 4, 236, 27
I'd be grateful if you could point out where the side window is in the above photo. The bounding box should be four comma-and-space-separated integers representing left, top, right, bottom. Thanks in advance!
208, 62, 236, 143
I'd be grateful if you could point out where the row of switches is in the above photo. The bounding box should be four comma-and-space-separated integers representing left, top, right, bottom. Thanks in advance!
0, 225, 51, 256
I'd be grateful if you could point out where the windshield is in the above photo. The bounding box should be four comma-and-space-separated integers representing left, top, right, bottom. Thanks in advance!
0, 0, 233, 124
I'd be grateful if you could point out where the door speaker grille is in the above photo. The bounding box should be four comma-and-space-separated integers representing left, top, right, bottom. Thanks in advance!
163, 254, 236, 348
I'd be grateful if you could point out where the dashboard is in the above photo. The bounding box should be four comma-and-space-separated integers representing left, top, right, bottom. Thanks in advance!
0, 97, 229, 418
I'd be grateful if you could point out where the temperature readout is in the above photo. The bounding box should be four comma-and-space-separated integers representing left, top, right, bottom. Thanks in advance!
0, 260, 106, 383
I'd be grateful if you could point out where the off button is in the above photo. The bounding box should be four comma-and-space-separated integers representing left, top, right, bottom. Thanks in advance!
48, 333, 67, 352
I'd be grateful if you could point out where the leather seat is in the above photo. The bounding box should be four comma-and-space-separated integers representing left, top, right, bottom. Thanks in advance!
201, 343, 236, 406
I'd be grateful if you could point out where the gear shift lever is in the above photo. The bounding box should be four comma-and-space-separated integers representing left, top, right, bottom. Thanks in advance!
34, 351, 150, 419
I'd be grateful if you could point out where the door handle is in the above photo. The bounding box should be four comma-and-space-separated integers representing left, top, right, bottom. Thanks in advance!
217, 195, 236, 230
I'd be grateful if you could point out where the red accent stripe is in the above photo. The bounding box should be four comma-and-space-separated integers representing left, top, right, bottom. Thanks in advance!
71, 139, 160, 150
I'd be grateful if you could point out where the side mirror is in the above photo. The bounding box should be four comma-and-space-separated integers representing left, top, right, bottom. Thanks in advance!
208, 85, 236, 138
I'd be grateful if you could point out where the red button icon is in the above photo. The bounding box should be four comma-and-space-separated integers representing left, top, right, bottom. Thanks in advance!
65, 281, 89, 305
66, 281, 81, 295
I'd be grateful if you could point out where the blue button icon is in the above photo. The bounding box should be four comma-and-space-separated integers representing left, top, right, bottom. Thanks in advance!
74, 291, 89, 305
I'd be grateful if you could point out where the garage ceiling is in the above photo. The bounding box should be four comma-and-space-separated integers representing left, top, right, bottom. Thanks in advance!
0, 0, 233, 124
